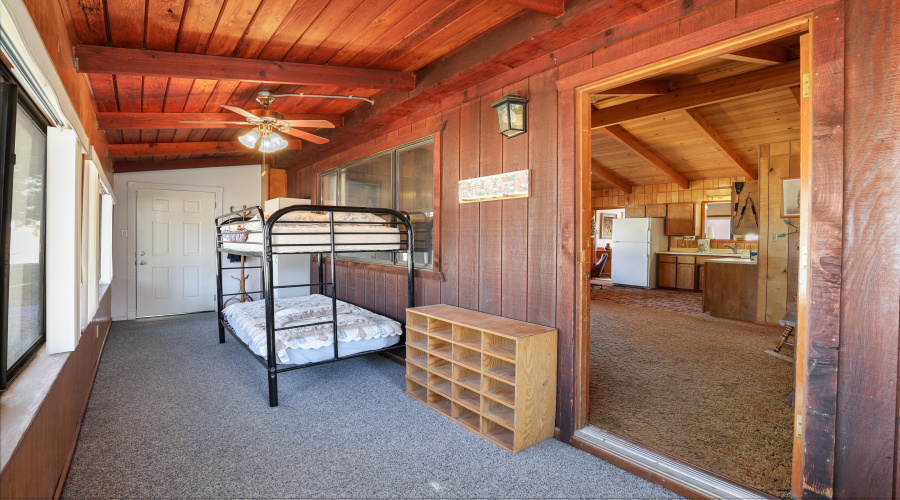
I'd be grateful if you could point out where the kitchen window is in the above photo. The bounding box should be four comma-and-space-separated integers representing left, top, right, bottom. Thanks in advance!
318, 137, 435, 269
0, 79, 49, 389
702, 201, 733, 240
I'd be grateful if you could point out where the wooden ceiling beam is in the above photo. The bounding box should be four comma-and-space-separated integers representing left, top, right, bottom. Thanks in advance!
720, 43, 790, 65
591, 59, 800, 129
591, 160, 633, 194
97, 112, 343, 130
500, 0, 564, 16
597, 81, 670, 95
790, 85, 802, 106
601, 125, 690, 189
74, 45, 415, 91
108, 140, 302, 157
680, 108, 757, 180
114, 155, 272, 173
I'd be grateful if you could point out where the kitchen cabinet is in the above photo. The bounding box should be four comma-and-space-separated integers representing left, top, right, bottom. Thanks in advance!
645, 204, 667, 218
676, 264, 695, 290
659, 263, 676, 288
666, 203, 695, 235
625, 205, 646, 218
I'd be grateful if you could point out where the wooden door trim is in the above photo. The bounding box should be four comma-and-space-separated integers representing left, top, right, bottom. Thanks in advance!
557, 1, 844, 498
125, 182, 225, 320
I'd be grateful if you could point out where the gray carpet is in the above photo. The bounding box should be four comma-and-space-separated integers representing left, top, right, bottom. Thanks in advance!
62, 312, 681, 499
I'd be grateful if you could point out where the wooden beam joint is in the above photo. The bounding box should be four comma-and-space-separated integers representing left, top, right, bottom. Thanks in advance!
679, 108, 758, 180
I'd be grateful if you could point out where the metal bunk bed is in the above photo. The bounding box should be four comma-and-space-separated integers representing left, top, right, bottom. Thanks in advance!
214, 204, 415, 407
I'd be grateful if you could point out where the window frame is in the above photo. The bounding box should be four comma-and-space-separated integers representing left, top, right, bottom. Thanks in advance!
0, 72, 51, 390
317, 134, 439, 271
701, 200, 734, 240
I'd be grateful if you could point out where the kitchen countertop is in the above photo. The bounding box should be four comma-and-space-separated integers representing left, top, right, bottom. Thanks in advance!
656, 251, 750, 258
705, 257, 757, 265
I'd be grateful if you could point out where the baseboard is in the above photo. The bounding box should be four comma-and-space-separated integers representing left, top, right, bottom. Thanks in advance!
572, 426, 776, 500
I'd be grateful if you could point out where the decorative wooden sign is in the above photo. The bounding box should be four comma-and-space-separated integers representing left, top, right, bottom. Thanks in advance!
458, 169, 530, 203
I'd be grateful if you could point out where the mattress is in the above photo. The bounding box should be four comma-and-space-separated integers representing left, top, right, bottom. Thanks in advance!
226, 313, 401, 365
222, 295, 402, 364
221, 220, 401, 254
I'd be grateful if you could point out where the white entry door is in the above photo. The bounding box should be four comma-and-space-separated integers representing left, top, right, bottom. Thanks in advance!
136, 188, 216, 317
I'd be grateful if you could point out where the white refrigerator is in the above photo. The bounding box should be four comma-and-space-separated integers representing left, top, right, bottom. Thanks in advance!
610, 217, 668, 288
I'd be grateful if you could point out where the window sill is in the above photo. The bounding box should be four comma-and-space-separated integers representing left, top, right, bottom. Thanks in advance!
0, 345, 68, 470
318, 256, 443, 281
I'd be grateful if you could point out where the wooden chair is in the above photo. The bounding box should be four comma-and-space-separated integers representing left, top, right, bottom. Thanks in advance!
765, 311, 796, 363
590, 253, 609, 290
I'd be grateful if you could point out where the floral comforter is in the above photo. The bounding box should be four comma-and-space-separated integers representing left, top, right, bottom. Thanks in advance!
223, 294, 402, 363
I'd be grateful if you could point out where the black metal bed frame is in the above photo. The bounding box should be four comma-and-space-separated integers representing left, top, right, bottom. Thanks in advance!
214, 204, 415, 407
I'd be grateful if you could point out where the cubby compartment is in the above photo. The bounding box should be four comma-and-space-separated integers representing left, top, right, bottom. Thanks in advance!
483, 332, 516, 362
453, 364, 481, 392
453, 344, 482, 371
405, 305, 556, 453
428, 391, 452, 416
453, 383, 481, 412
429, 337, 453, 359
406, 328, 429, 351
427, 318, 453, 340
452, 403, 481, 432
482, 376, 515, 408
407, 362, 428, 387
482, 418, 514, 451
483, 354, 516, 385
428, 371, 453, 398
452, 325, 481, 350
482, 396, 515, 429
406, 311, 427, 331
406, 346, 428, 369
406, 379, 427, 402
429, 354, 453, 379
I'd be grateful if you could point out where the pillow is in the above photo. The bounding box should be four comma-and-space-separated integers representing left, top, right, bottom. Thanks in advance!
274, 303, 355, 329
222, 226, 249, 242
267, 212, 330, 222
333, 212, 387, 224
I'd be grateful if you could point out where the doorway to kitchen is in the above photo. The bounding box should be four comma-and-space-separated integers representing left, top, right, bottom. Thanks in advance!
580, 32, 808, 498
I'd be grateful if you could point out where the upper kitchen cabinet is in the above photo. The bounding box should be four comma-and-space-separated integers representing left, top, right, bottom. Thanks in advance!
666, 203, 695, 236
625, 205, 645, 218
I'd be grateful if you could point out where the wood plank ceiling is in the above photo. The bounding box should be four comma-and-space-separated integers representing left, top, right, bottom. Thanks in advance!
589, 35, 802, 193
60, 0, 530, 170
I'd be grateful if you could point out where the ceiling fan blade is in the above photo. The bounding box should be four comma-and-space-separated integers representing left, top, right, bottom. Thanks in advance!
285, 128, 329, 144
221, 105, 259, 121
284, 119, 336, 129
179, 120, 247, 125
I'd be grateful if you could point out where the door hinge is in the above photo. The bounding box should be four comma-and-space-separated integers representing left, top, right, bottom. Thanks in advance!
795, 414, 803, 437
73, 57, 79, 71
801, 73, 811, 98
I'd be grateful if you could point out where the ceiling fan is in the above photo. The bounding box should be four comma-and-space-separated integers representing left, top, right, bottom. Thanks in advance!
179, 91, 337, 152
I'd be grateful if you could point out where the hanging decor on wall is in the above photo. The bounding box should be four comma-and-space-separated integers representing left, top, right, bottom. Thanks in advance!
458, 169, 530, 203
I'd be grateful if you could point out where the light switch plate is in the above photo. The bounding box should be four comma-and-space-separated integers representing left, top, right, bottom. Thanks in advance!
770, 234, 778, 242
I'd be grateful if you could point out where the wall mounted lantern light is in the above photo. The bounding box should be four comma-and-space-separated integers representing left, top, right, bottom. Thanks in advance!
491, 92, 528, 138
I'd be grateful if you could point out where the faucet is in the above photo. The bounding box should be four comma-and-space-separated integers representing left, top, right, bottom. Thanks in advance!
723, 244, 738, 254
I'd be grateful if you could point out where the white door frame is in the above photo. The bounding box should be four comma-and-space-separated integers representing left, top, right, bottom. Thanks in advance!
126, 181, 224, 320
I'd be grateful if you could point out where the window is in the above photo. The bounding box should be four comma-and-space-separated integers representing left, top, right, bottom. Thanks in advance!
703, 201, 733, 240
1, 80, 49, 389
318, 137, 435, 269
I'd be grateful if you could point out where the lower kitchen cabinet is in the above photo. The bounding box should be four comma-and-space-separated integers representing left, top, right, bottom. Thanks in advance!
659, 262, 677, 288
676, 263, 695, 290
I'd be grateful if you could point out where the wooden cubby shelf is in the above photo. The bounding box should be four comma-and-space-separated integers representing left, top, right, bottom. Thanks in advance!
405, 305, 557, 453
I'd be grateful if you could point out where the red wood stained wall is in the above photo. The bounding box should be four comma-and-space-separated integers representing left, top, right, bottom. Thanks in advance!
287, 1, 900, 497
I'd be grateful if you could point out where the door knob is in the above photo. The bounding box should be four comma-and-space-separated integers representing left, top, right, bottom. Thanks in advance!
138, 260, 147, 265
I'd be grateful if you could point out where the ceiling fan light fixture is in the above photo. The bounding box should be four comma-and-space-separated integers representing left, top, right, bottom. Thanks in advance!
258, 132, 288, 153
239, 130, 260, 148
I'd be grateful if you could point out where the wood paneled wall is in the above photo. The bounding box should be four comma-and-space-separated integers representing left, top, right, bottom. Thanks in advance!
756, 140, 800, 323
836, 0, 900, 497
0, 288, 111, 499
21, 0, 112, 179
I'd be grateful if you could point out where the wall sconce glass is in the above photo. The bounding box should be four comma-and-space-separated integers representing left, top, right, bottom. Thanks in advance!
491, 92, 528, 138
